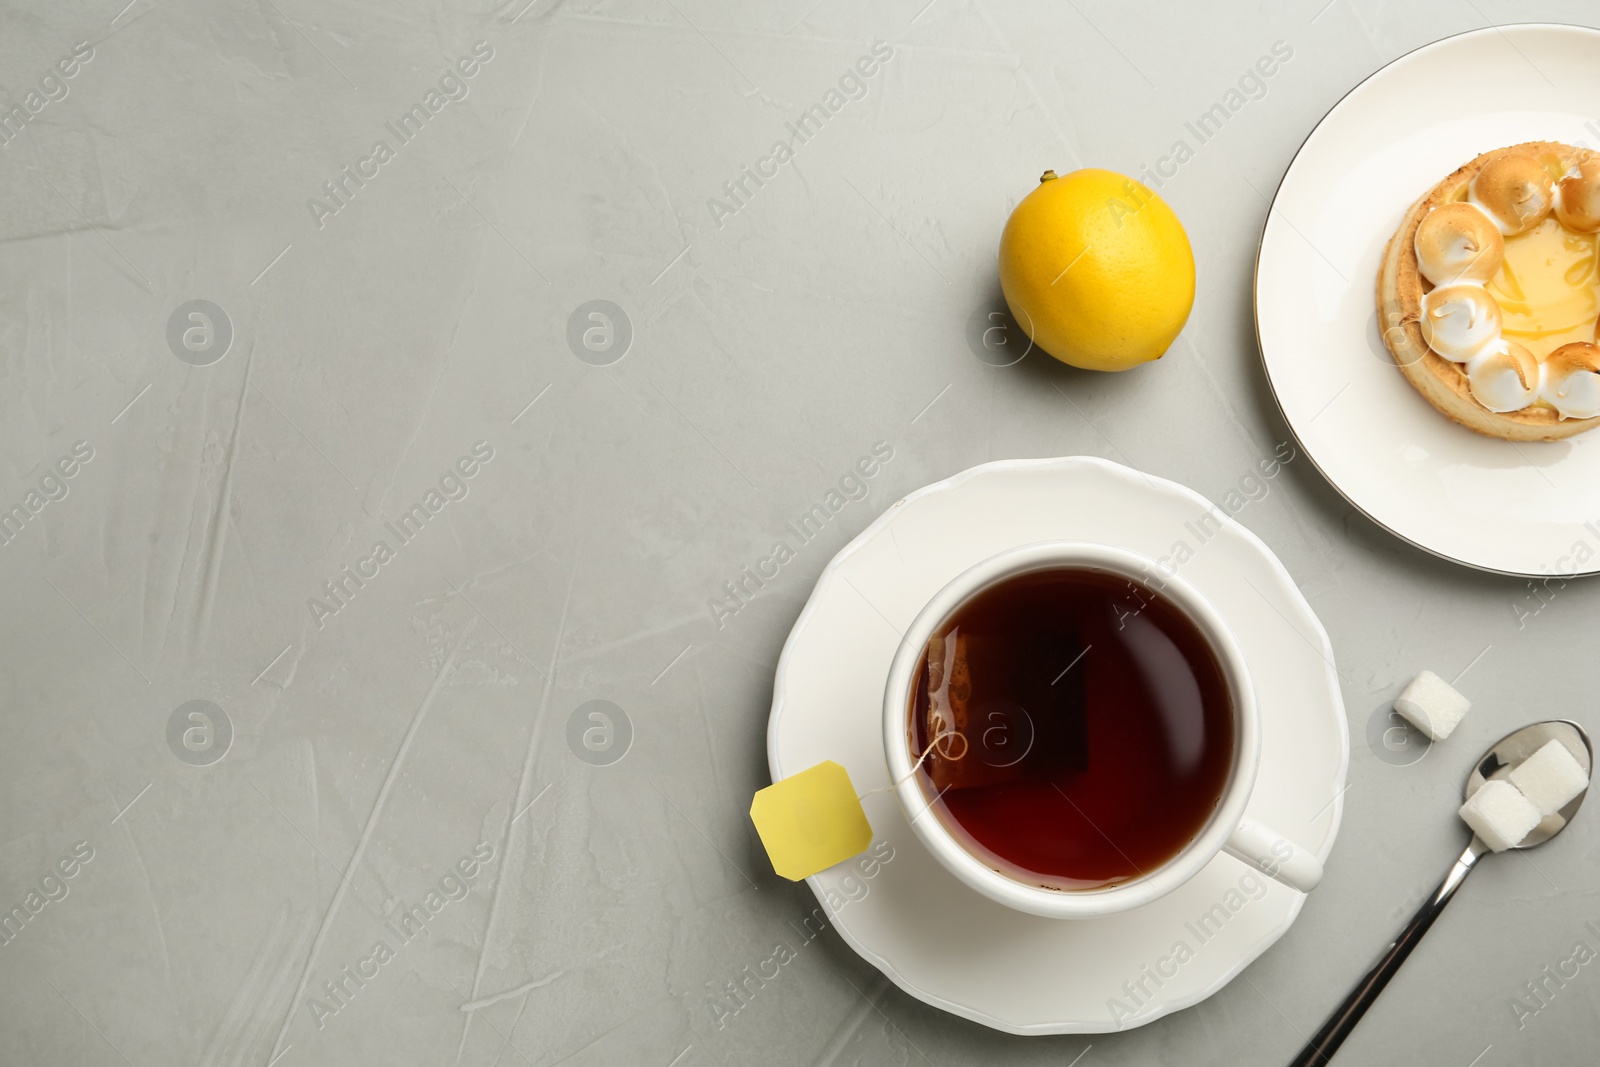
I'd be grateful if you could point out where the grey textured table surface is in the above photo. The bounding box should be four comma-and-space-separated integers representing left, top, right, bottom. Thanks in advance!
3, 1, 1600, 1065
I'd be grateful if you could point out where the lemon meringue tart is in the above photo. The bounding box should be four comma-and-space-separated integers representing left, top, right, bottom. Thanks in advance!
1378, 141, 1600, 441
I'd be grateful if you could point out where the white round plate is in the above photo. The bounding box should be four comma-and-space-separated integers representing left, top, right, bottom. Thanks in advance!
766, 457, 1348, 1035
1257, 23, 1600, 577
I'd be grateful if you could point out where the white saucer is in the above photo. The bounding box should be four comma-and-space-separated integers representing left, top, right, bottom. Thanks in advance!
766, 457, 1348, 1035
1256, 23, 1600, 577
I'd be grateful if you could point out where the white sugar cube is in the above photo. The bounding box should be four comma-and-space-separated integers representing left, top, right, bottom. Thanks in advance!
1508, 739, 1589, 816
1458, 779, 1541, 852
1393, 670, 1470, 741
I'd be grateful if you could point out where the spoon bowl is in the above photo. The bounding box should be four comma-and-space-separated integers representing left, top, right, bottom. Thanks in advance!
1464, 718, 1592, 850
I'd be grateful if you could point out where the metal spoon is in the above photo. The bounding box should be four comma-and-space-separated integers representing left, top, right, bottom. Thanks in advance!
1289, 719, 1592, 1067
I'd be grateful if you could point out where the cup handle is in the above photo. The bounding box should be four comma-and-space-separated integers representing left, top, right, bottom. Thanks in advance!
1222, 817, 1323, 892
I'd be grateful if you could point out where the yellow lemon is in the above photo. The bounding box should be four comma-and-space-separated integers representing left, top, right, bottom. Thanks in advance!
999, 168, 1195, 372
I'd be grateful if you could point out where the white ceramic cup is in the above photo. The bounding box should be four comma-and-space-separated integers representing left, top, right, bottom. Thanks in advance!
882, 541, 1323, 919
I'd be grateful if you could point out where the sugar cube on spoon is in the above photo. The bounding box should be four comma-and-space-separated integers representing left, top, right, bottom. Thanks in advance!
1508, 738, 1589, 816
1457, 779, 1541, 852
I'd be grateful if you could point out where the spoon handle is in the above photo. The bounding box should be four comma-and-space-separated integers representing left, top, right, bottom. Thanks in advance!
1287, 839, 1485, 1067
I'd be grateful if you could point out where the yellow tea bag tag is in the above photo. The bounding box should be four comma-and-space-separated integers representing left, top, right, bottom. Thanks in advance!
749, 761, 873, 881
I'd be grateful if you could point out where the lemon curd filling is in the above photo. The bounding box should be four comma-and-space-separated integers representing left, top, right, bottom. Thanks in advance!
1489, 216, 1600, 360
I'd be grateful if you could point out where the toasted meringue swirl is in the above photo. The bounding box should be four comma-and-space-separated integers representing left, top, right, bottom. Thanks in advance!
1556, 154, 1600, 233
1470, 152, 1555, 235
1415, 202, 1505, 285
1543, 342, 1600, 419
1421, 284, 1502, 361
1467, 342, 1540, 412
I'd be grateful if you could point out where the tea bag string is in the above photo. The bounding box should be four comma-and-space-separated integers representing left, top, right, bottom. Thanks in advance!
856, 713, 968, 801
